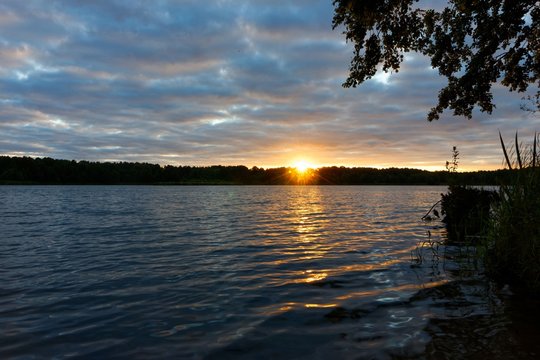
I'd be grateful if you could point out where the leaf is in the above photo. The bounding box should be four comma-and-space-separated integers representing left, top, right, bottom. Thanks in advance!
333, 1, 538, 121
499, 131, 512, 170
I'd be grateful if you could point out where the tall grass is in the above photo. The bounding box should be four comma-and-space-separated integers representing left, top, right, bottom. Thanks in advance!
484, 132, 540, 293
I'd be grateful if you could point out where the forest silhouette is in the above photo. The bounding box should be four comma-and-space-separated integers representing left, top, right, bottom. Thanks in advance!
0, 156, 511, 185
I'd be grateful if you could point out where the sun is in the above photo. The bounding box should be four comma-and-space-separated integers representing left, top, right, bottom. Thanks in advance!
293, 160, 312, 174
289, 159, 316, 184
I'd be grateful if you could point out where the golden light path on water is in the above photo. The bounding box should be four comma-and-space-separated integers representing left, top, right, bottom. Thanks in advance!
257, 185, 451, 318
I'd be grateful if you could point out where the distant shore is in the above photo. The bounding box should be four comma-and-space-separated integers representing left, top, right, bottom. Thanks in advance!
0, 156, 511, 186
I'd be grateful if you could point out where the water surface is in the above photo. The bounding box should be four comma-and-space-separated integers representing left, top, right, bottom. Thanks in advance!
1, 186, 538, 359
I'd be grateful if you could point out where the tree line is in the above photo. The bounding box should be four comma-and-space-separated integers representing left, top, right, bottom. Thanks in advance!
0, 156, 512, 185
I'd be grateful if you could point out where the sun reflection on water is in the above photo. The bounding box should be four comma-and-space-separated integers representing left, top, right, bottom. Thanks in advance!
303, 270, 328, 283
243, 185, 458, 358
304, 303, 339, 308
285, 187, 332, 271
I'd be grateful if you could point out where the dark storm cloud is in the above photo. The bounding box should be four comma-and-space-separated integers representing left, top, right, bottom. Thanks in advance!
0, 0, 537, 169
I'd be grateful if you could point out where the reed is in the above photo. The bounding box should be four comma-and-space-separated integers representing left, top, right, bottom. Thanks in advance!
484, 132, 540, 292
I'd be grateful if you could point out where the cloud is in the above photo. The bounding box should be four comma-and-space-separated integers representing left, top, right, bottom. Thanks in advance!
0, 0, 537, 170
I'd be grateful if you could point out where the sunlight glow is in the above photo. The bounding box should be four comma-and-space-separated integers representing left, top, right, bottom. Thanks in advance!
292, 160, 313, 173
373, 69, 391, 85
288, 159, 317, 184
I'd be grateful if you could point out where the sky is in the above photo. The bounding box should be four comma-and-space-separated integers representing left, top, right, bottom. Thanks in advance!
0, 0, 538, 171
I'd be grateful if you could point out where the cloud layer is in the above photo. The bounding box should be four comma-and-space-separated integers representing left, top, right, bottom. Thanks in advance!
1, 0, 538, 170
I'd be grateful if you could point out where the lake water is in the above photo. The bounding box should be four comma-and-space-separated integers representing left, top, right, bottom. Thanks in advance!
1, 185, 538, 359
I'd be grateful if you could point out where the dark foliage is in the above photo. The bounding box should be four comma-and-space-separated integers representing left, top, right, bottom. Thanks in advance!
333, 0, 540, 120
486, 171, 540, 293
441, 185, 499, 243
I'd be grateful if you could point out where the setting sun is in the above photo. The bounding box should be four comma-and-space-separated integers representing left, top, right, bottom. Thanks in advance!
292, 160, 313, 173
289, 159, 316, 184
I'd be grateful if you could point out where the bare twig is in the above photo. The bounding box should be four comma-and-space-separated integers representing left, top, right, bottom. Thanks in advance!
422, 199, 441, 220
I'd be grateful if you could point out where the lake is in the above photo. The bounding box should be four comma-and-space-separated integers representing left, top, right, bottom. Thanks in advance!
1, 185, 538, 359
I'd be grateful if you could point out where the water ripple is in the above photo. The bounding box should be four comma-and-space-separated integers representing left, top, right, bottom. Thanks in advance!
1, 185, 531, 359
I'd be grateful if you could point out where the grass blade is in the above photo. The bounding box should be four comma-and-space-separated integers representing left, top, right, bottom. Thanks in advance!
515, 132, 523, 169
499, 131, 512, 170
533, 132, 537, 168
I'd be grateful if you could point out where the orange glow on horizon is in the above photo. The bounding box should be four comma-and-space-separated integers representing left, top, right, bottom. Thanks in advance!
244, 150, 504, 172
193, 151, 504, 172
292, 159, 315, 173
289, 159, 317, 184
251, 161, 502, 172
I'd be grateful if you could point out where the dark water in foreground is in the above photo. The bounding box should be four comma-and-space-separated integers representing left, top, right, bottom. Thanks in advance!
1, 185, 538, 359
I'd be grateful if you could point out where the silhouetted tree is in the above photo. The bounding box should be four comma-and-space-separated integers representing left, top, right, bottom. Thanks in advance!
333, 0, 539, 120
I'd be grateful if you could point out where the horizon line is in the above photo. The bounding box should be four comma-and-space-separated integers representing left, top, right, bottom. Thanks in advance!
1, 154, 507, 173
